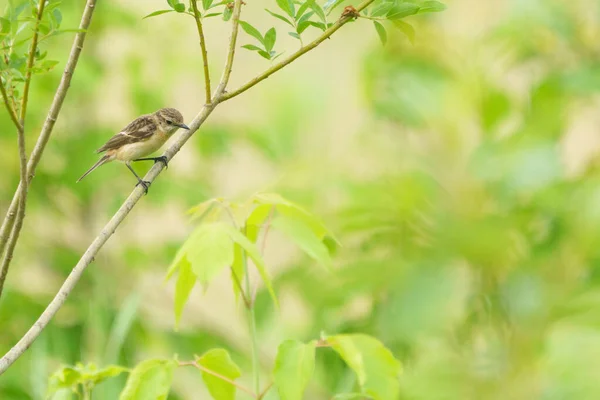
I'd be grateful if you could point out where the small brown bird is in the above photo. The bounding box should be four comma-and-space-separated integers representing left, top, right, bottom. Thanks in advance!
77, 107, 190, 192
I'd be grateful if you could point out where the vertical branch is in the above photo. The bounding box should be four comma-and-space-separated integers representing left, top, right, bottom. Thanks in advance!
0, 0, 47, 297
190, 0, 212, 103
242, 235, 261, 394
20, 0, 46, 123
213, 0, 243, 98
0, 0, 98, 298
0, 81, 21, 131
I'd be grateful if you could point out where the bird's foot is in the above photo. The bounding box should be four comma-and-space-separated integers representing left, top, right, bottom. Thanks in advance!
136, 180, 151, 194
155, 156, 168, 169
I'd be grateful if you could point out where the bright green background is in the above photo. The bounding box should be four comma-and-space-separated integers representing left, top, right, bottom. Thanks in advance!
2, 0, 600, 398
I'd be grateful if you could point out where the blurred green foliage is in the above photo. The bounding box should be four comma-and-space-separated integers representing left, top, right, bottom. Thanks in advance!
2, 0, 600, 398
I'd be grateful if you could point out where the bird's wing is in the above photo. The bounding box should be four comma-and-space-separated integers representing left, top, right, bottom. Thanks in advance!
96, 115, 157, 153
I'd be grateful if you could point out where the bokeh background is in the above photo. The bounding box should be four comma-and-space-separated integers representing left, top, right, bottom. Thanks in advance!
2, 0, 600, 398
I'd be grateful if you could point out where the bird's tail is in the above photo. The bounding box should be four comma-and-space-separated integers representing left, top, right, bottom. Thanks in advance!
76, 155, 111, 183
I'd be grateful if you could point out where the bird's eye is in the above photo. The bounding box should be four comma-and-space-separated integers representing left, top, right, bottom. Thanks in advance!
166, 120, 172, 125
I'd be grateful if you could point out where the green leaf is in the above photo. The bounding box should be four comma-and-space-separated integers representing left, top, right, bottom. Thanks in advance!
273, 340, 316, 400
47, 367, 82, 396
143, 10, 175, 19
308, 0, 326, 24
174, 257, 196, 328
253, 192, 339, 245
0, 17, 10, 35
265, 9, 294, 27
288, 31, 301, 40
230, 243, 244, 302
386, 3, 420, 19
167, 0, 178, 8
242, 44, 264, 52
221, 225, 279, 307
264, 27, 276, 52
239, 21, 264, 45
373, 21, 387, 45
272, 214, 333, 269
418, 0, 447, 13
119, 359, 176, 400
174, 3, 186, 12
296, 1, 311, 20
371, 1, 395, 17
276, 0, 295, 19
392, 20, 415, 44
204, 12, 222, 17
202, 0, 214, 10
258, 50, 272, 60
186, 223, 234, 287
323, 0, 345, 15
188, 198, 221, 222
329, 335, 401, 400
89, 365, 129, 384
246, 203, 273, 242
223, 6, 233, 21
197, 349, 242, 400
52, 9, 62, 28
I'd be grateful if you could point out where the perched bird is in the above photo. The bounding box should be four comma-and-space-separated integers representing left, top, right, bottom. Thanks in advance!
77, 107, 190, 192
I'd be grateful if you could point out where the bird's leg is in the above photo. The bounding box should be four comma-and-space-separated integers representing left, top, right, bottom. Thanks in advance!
126, 162, 151, 194
133, 156, 168, 169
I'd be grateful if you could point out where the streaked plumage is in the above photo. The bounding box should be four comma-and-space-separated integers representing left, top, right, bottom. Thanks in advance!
77, 108, 189, 191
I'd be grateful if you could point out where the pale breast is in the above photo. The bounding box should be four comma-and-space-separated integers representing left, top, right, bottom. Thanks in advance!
113, 131, 169, 161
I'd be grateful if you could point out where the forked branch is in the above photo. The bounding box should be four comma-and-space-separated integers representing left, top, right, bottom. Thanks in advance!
0, 0, 98, 297
0, 0, 47, 297
0, 0, 375, 375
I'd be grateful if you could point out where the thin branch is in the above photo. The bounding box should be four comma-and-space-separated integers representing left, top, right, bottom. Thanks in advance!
0, 0, 97, 295
219, 0, 374, 102
190, 0, 212, 103
0, 0, 374, 375
213, 0, 243, 97
231, 265, 252, 308
179, 360, 258, 398
0, 0, 46, 297
20, 0, 46, 123
0, 81, 22, 131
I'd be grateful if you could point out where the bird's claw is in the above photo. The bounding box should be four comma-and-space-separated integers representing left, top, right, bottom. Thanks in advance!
155, 156, 168, 169
136, 180, 151, 194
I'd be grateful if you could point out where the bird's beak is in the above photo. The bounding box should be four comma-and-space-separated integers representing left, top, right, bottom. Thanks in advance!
177, 123, 190, 130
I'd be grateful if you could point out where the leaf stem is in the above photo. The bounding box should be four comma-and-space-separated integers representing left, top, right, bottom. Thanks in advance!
190, 0, 212, 103
242, 226, 261, 395
179, 360, 258, 399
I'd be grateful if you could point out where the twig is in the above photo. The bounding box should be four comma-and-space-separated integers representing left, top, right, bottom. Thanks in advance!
20, 0, 46, 124
0, 0, 374, 375
179, 360, 258, 398
190, 0, 212, 103
257, 382, 274, 400
0, 0, 46, 297
0, 0, 97, 296
0, 81, 22, 131
219, 0, 374, 102
213, 0, 243, 97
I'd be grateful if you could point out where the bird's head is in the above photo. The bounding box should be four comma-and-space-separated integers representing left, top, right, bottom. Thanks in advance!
155, 108, 190, 133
